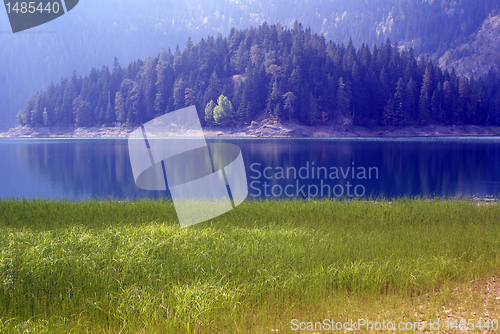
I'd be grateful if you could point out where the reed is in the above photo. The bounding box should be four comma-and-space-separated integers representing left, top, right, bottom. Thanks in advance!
0, 198, 498, 333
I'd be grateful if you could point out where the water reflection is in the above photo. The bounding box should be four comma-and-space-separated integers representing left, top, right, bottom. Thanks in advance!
1, 137, 499, 200
9, 139, 167, 199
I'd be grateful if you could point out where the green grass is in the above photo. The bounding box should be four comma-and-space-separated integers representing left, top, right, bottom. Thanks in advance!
0, 198, 499, 333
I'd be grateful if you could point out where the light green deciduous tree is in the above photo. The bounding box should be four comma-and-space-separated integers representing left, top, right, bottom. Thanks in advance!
213, 94, 234, 125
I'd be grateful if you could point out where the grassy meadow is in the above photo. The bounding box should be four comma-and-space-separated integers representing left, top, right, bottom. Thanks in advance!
0, 198, 499, 333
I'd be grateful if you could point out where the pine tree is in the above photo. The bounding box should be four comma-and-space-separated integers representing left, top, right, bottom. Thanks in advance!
115, 92, 126, 124
394, 77, 405, 125
283, 91, 296, 123
204, 71, 222, 107
105, 92, 115, 125
442, 81, 453, 124
383, 94, 395, 125
379, 67, 390, 108
458, 76, 470, 124
184, 88, 195, 107
73, 97, 92, 127
231, 43, 248, 74
140, 57, 157, 122
343, 38, 356, 73
127, 82, 141, 124
154, 51, 173, 116
267, 80, 281, 115
173, 78, 185, 110
432, 82, 444, 123
475, 88, 487, 126
419, 68, 433, 124
60, 85, 74, 126
406, 77, 418, 123
43, 108, 50, 127
494, 91, 500, 126
21, 94, 36, 127
336, 77, 351, 125
250, 44, 263, 67
308, 93, 321, 125
31, 91, 45, 127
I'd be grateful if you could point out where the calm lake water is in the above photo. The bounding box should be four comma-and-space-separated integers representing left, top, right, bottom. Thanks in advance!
0, 137, 499, 200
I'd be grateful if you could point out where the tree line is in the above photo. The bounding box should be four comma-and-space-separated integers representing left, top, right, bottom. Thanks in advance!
16, 23, 500, 128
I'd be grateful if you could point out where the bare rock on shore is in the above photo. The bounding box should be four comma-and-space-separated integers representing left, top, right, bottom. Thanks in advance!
203, 122, 500, 138
2, 123, 500, 139
0, 126, 135, 138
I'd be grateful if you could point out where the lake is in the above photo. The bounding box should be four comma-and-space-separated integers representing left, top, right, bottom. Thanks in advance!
0, 137, 499, 200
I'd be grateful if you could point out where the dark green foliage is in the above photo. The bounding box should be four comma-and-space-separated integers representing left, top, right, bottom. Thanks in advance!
3, 0, 499, 131
17, 24, 500, 128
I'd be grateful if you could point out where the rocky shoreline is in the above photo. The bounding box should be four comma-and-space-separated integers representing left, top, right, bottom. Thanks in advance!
1, 122, 500, 138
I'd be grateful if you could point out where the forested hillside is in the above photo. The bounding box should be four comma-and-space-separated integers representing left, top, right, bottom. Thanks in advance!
16, 23, 500, 128
240, 0, 499, 57
2, 0, 498, 130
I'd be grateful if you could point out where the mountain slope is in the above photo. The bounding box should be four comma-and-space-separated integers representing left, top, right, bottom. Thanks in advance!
439, 14, 500, 78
